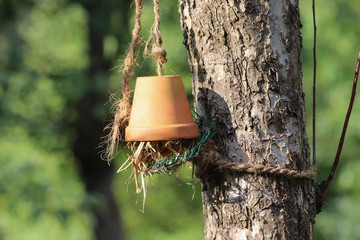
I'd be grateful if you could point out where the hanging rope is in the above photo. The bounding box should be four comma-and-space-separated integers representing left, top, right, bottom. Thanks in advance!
101, 0, 144, 162
144, 0, 167, 76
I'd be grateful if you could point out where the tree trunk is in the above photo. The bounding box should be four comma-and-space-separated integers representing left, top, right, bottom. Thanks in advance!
71, 0, 131, 239
180, 0, 317, 239
72, 25, 125, 240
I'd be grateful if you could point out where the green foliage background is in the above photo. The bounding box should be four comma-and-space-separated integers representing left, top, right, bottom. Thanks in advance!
0, 0, 359, 239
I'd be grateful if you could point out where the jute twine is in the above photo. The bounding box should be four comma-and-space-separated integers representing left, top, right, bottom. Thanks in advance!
195, 141, 317, 179
101, 0, 167, 162
101, 0, 144, 162
144, 0, 167, 75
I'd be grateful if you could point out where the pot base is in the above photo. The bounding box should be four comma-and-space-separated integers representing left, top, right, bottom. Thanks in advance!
125, 123, 198, 141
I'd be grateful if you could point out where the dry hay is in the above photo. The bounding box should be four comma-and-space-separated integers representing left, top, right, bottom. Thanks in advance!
117, 139, 195, 211
118, 140, 195, 188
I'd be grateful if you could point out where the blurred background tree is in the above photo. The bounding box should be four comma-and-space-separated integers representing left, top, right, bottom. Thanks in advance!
0, 0, 359, 239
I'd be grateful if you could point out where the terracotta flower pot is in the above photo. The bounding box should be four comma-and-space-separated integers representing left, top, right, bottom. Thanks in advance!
125, 75, 199, 141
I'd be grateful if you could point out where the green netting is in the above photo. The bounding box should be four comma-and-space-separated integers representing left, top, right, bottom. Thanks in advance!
145, 115, 217, 175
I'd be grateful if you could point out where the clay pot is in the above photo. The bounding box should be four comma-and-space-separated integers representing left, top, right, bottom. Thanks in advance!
125, 75, 199, 141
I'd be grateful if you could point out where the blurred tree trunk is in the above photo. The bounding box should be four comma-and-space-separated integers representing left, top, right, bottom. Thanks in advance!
181, 0, 317, 239
71, 0, 130, 239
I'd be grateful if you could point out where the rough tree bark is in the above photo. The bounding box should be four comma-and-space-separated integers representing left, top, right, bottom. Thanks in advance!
180, 0, 317, 239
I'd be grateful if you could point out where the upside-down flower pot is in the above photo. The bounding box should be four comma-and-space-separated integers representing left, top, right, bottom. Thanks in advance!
125, 75, 199, 141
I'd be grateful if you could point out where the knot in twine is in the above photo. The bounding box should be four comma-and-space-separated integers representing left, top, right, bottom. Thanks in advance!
151, 43, 167, 75
152, 43, 167, 65
144, 0, 167, 76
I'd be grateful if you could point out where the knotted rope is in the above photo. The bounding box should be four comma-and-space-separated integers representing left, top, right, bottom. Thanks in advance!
144, 0, 167, 76
101, 0, 144, 162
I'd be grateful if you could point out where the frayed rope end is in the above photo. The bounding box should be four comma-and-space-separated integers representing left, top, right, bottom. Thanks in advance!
100, 95, 131, 163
